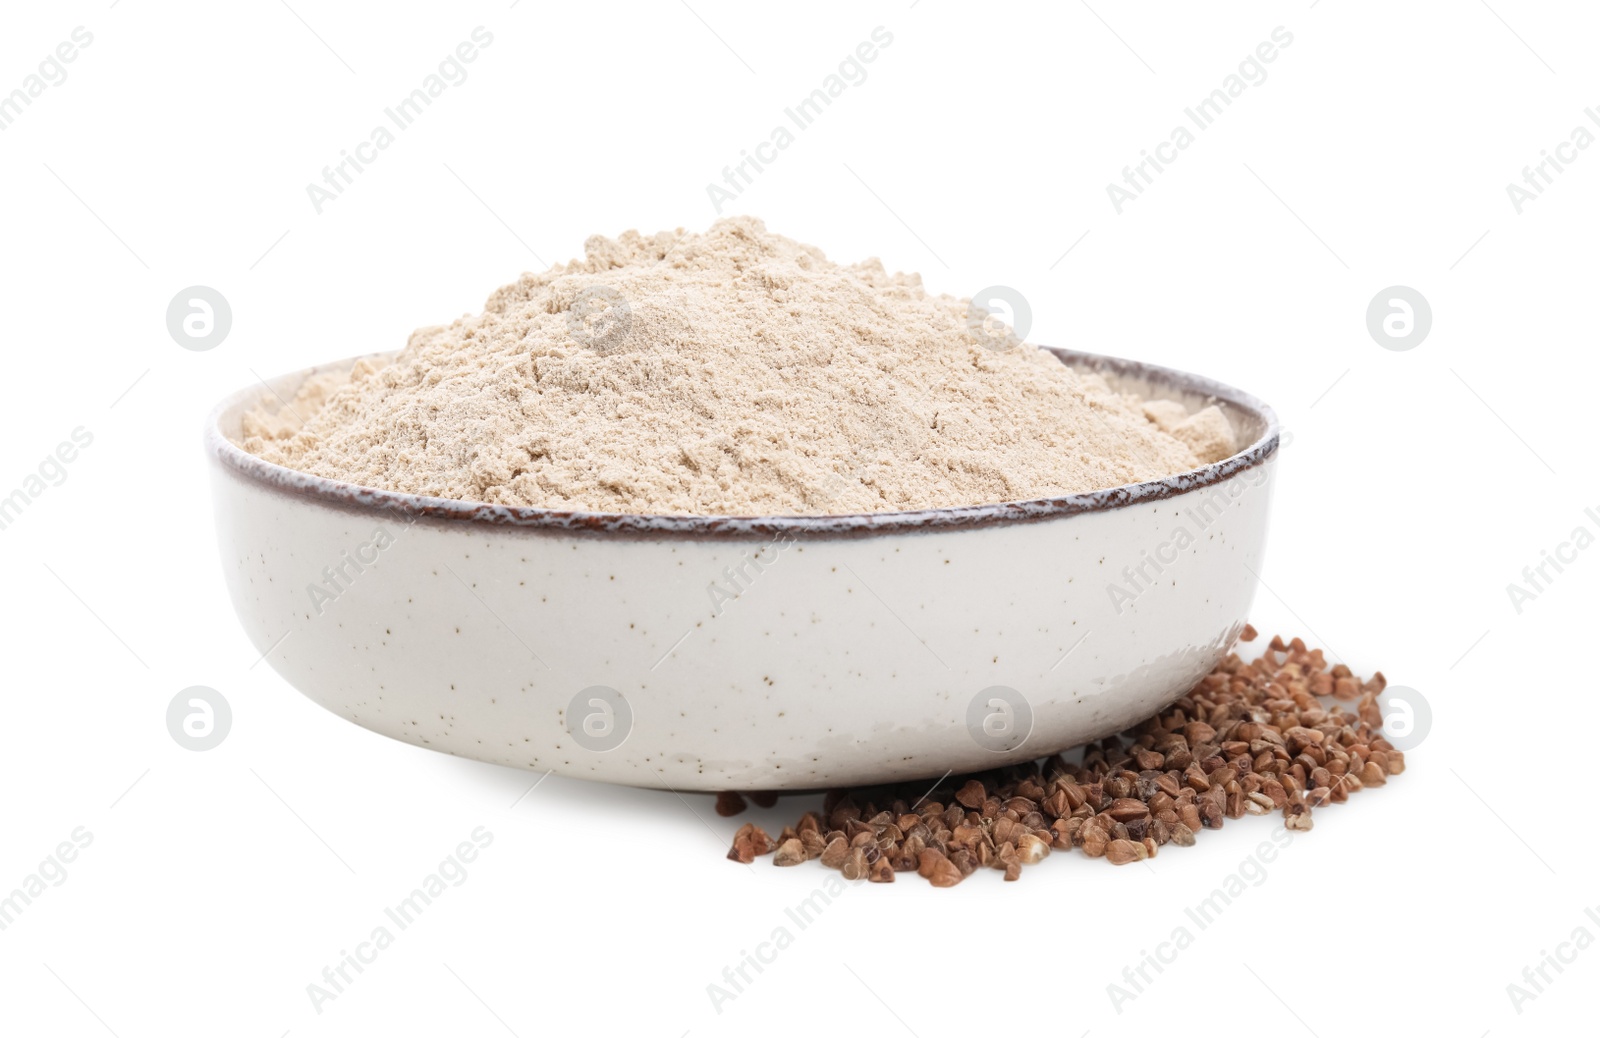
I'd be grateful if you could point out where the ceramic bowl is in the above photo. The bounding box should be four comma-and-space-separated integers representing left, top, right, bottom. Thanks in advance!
207, 348, 1279, 791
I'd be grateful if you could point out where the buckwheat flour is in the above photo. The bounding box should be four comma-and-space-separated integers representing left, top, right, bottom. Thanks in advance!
239, 217, 1234, 516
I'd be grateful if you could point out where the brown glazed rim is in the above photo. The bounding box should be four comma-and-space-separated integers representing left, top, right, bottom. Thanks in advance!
206, 347, 1280, 540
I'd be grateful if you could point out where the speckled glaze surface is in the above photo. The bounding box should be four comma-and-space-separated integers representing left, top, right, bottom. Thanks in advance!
207, 348, 1279, 790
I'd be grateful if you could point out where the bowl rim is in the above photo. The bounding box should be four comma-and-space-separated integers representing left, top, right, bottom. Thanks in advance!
206, 346, 1279, 540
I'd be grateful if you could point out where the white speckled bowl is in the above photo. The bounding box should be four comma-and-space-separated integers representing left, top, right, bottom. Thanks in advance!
207, 348, 1278, 791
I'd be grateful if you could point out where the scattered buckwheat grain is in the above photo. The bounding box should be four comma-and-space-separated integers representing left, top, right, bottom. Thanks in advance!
724, 632, 1404, 886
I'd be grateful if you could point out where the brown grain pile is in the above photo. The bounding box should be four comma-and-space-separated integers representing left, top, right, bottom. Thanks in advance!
725, 628, 1404, 885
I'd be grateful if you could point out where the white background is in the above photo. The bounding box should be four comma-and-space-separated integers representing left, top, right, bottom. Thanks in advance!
1, 1, 1594, 1035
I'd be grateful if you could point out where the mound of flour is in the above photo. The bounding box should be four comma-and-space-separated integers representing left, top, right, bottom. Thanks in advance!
240, 217, 1233, 515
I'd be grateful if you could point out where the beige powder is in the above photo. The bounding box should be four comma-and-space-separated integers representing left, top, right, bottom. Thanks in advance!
239, 217, 1234, 516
